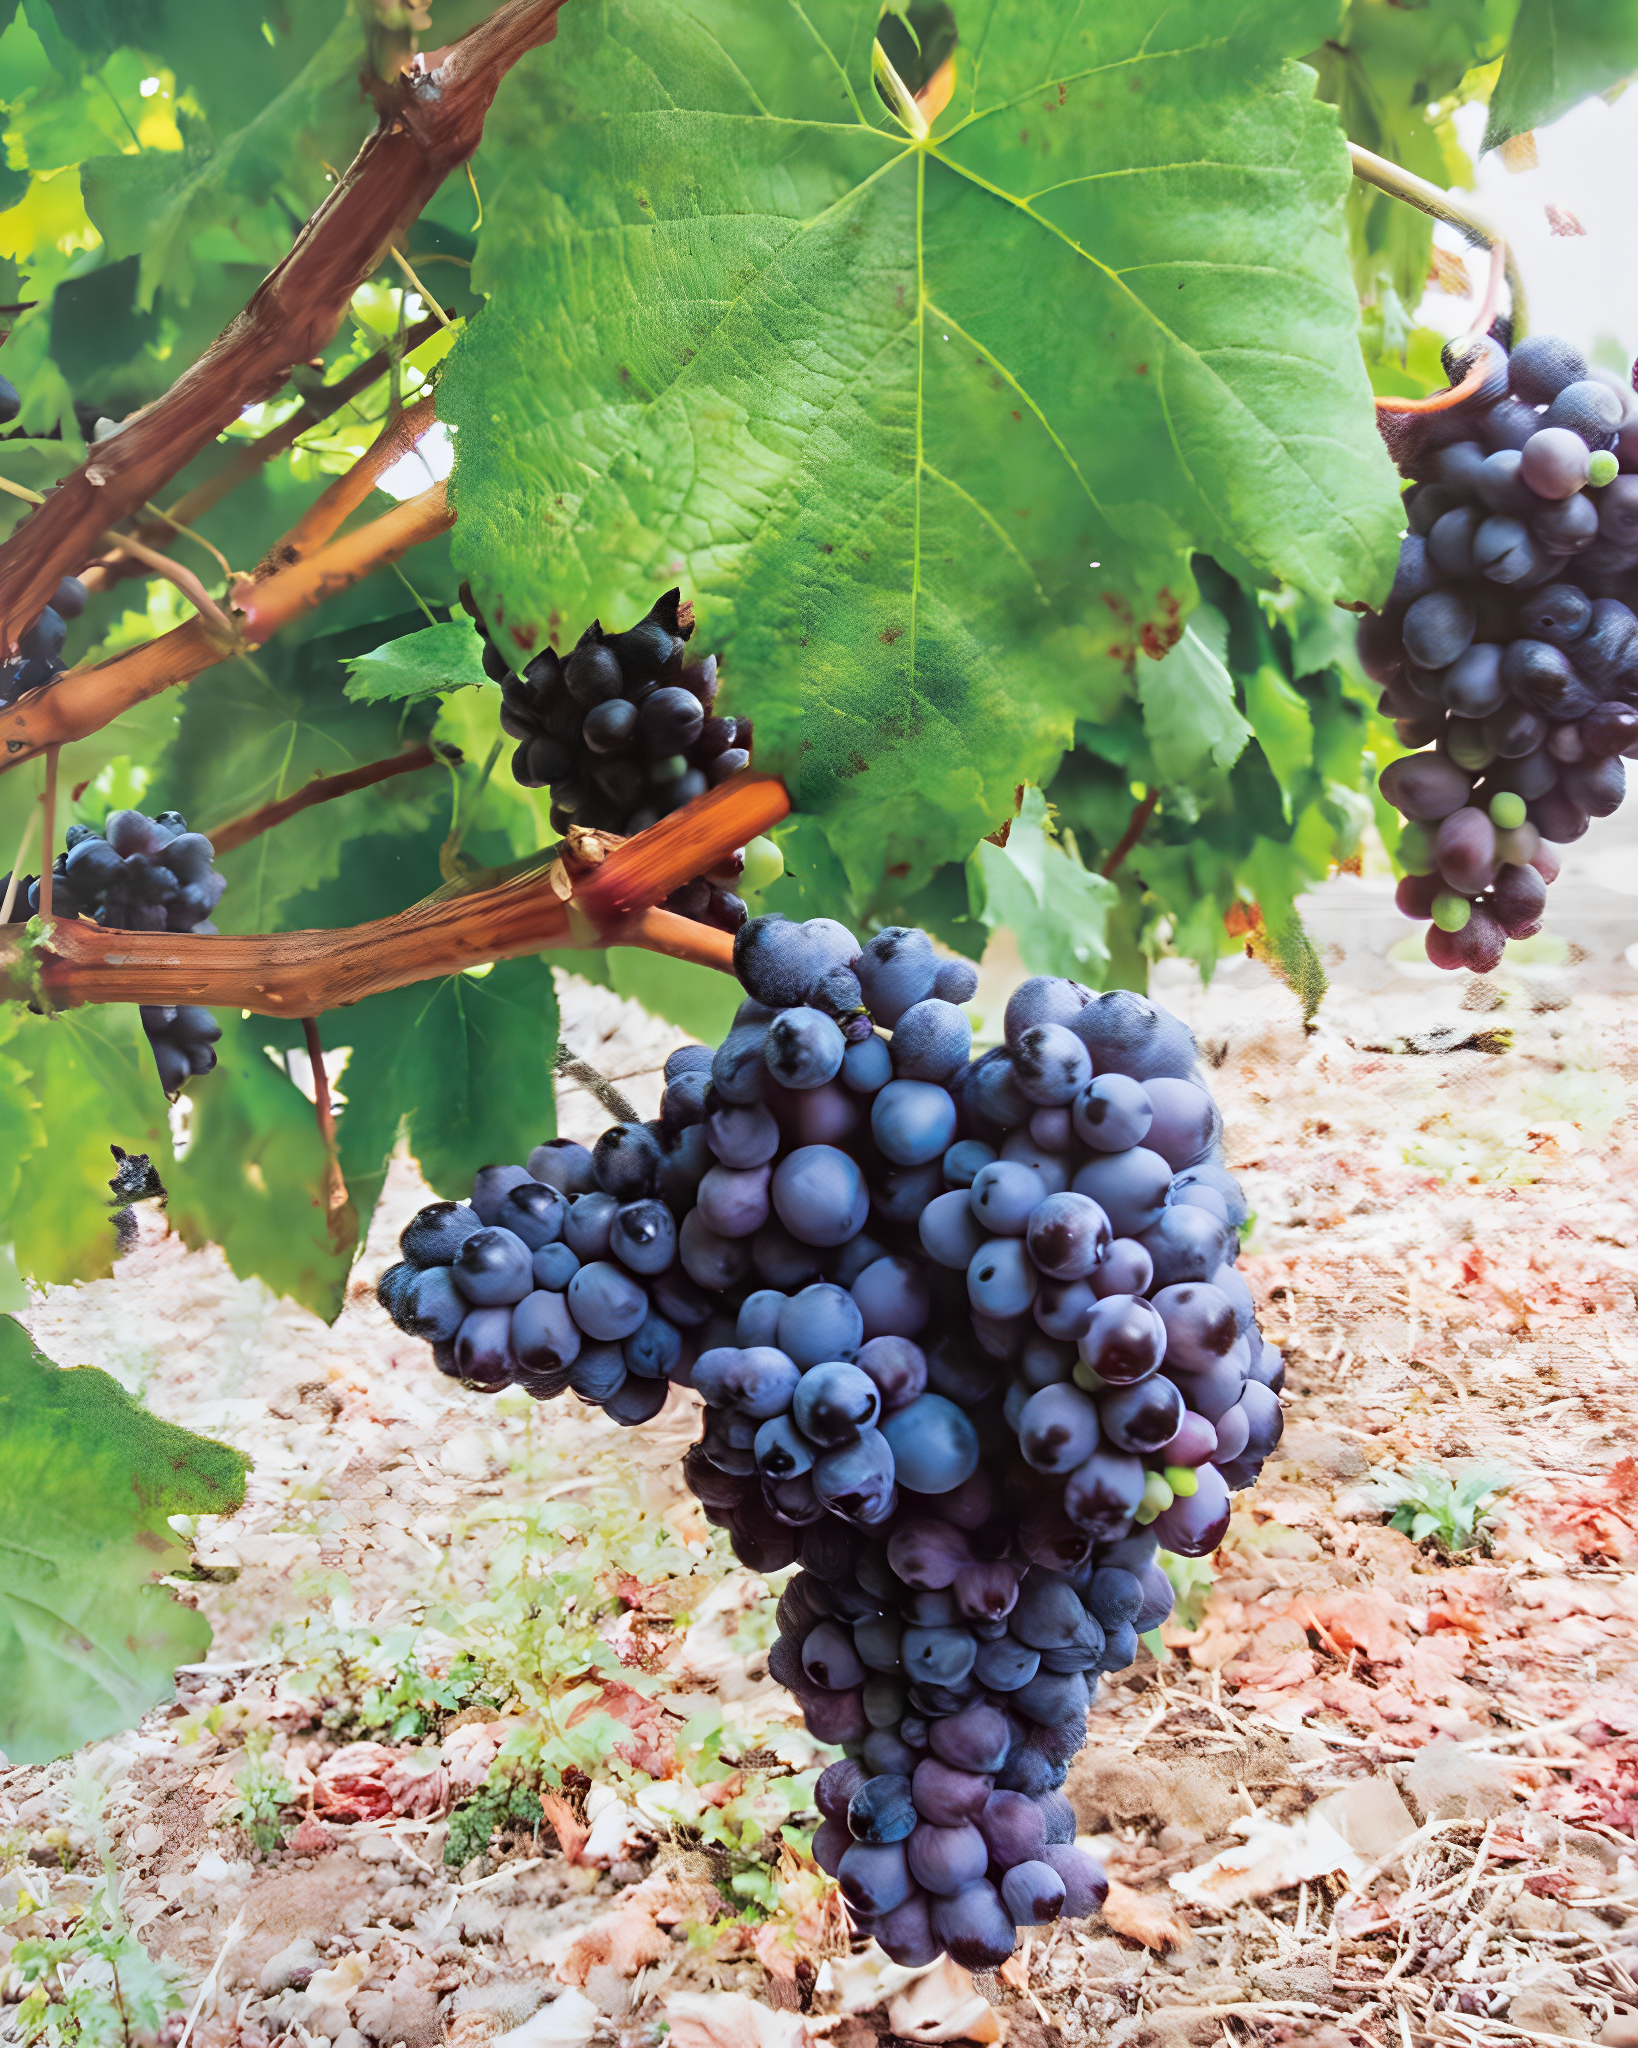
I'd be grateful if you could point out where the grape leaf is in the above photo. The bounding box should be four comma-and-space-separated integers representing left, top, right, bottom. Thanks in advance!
313, 958, 563, 1217
0, 1004, 171, 1290
441, 0, 1402, 913
966, 785, 1116, 982
1484, 0, 1636, 150
0, 1313, 247, 1765
1135, 627, 1253, 785
1311, 2, 1512, 306
344, 618, 490, 705
165, 1011, 346, 1318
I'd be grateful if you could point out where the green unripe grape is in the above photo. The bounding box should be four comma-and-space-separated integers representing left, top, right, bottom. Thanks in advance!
1397, 821, 1437, 875
1163, 1464, 1199, 1498
1432, 890, 1473, 932
649, 753, 688, 784
1445, 720, 1495, 773
1590, 449, 1620, 488
1071, 1359, 1103, 1394
741, 835, 784, 893
1135, 1471, 1174, 1525
1488, 790, 1527, 831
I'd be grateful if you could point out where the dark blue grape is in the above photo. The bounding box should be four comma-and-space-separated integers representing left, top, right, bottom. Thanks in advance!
400, 1201, 483, 1267
907, 1821, 989, 1894
849, 1774, 917, 1844
891, 999, 972, 1081
929, 1881, 1016, 1969
532, 1242, 580, 1291
880, 1393, 978, 1493
777, 1282, 863, 1365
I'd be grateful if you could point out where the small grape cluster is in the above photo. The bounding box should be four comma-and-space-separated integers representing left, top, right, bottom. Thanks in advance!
470, 587, 750, 933
1362, 329, 1638, 970
377, 914, 1283, 1971
0, 365, 87, 708
0, 574, 86, 710
3, 807, 225, 1095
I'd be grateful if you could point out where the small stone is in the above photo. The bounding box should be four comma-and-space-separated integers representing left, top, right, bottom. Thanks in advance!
1509, 1994, 1589, 2040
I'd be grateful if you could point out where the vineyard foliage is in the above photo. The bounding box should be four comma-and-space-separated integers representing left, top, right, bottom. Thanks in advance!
0, 0, 1624, 1749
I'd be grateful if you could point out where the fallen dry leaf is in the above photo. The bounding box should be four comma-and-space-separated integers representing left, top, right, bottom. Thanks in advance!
1169, 1811, 1367, 1909
887, 1956, 1003, 2044
665, 1992, 808, 2048
1100, 1878, 1194, 1951
538, 1790, 590, 1865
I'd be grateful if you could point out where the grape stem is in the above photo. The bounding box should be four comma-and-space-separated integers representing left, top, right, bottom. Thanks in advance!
0, 797, 36, 923
0, 772, 787, 1014
0, 0, 567, 648
38, 745, 58, 924
1100, 789, 1159, 879
205, 743, 446, 856
302, 1016, 356, 1252
1347, 141, 1528, 340
0, 483, 452, 772
133, 312, 446, 553
0, 470, 235, 634
553, 1045, 639, 1125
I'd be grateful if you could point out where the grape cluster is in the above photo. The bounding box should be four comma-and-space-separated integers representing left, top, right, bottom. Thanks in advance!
3, 807, 225, 1095
0, 574, 86, 710
378, 916, 1283, 1969
1362, 330, 1638, 970
469, 587, 750, 933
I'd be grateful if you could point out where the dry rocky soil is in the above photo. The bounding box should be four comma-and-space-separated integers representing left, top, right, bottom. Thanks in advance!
8, 946, 1638, 2048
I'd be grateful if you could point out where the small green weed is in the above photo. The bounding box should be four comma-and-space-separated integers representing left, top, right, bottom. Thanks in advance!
9, 1877, 185, 2048
444, 1774, 545, 1869
1363, 1460, 1515, 1556
219, 1726, 298, 1854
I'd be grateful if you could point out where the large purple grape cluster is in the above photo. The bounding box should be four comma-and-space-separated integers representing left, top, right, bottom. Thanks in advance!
1362, 330, 1638, 970
376, 917, 1285, 1968
1, 806, 225, 1094
466, 586, 751, 934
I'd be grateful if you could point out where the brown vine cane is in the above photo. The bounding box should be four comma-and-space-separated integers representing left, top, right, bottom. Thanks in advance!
0, 772, 790, 1015
0, 0, 566, 647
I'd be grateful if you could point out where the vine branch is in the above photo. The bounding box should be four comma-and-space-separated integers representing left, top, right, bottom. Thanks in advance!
145, 312, 445, 546
553, 1046, 639, 1125
0, 0, 565, 646
206, 744, 443, 856
0, 483, 452, 771
302, 1016, 356, 1251
1347, 141, 1528, 339
0, 773, 789, 1015
1101, 789, 1158, 878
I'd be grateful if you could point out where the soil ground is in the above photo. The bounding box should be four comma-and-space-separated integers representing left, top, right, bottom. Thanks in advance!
8, 925, 1638, 2048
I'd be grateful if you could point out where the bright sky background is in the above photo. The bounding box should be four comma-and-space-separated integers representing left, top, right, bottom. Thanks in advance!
1418, 94, 1638, 372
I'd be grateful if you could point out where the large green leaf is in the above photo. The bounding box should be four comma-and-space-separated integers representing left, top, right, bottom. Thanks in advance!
0, 1004, 172, 1290
1311, 0, 1516, 304
165, 1010, 347, 1317
967, 785, 1117, 982
441, 0, 1402, 912
1484, 0, 1638, 149
0, 1314, 247, 1765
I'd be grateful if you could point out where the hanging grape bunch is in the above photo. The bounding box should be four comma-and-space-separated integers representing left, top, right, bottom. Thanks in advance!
468, 586, 752, 934
0, 378, 87, 708
377, 915, 1282, 1969
2, 807, 225, 1094
1362, 328, 1638, 970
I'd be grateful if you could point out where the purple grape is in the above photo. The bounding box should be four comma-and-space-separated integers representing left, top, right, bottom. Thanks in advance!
912, 1758, 992, 1826
1002, 1860, 1066, 1926
1434, 806, 1499, 894
1378, 752, 1471, 822
854, 1335, 929, 1413
1099, 1375, 1183, 1454
908, 1821, 990, 1894
1026, 1192, 1113, 1280
928, 1703, 1011, 1774
929, 1882, 1017, 1969
1150, 1462, 1232, 1555
1018, 1385, 1101, 1474
1401, 589, 1477, 669
1155, 1407, 1218, 1468
874, 1889, 940, 1968
888, 1518, 973, 1589
1064, 1448, 1146, 1537
838, 1840, 914, 1914
978, 1789, 1049, 1867
1041, 1844, 1109, 1919
1092, 1238, 1154, 1298
1012, 1023, 1092, 1106
849, 1774, 917, 1844
1079, 1294, 1166, 1383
